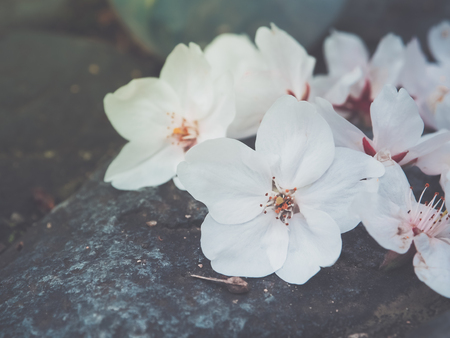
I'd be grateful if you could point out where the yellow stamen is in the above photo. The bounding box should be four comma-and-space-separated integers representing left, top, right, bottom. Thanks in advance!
276, 196, 284, 206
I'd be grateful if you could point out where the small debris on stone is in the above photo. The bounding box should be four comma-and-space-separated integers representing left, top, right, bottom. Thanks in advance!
348, 333, 369, 338
137, 260, 141, 263
198, 264, 203, 268
47, 223, 52, 229
146, 220, 157, 227
86, 246, 90, 249
88, 64, 100, 75
264, 289, 268, 293
183, 237, 186, 239
406, 321, 411, 324
32, 187, 55, 213
16, 241, 24, 251
232, 299, 238, 304
185, 215, 191, 219
190, 274, 250, 294
157, 236, 163, 241
10, 212, 25, 224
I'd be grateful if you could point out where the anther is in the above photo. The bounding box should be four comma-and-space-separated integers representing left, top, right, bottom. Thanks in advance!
425, 183, 430, 187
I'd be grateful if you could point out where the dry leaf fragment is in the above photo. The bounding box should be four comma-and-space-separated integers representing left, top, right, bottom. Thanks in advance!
190, 274, 250, 294
146, 220, 157, 227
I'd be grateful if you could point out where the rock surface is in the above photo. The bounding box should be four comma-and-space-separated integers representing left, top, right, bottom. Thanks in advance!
0, 161, 449, 337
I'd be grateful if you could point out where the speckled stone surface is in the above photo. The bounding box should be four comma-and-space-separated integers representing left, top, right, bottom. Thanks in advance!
0, 163, 449, 337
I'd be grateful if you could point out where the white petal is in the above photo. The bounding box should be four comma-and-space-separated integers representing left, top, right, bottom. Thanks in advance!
201, 213, 289, 277
428, 20, 450, 65
414, 233, 450, 298
323, 30, 369, 77
298, 147, 385, 233
369, 33, 405, 98
371, 85, 423, 155
356, 163, 414, 253
197, 72, 236, 142
106, 144, 184, 190
177, 138, 272, 225
314, 97, 366, 152
399, 38, 430, 98
435, 94, 450, 130
275, 207, 342, 285
255, 96, 335, 189
415, 138, 450, 175
204, 33, 266, 80
403, 130, 450, 166
104, 78, 180, 142
255, 23, 315, 100
228, 70, 282, 139
172, 176, 186, 191
160, 43, 214, 121
310, 67, 364, 105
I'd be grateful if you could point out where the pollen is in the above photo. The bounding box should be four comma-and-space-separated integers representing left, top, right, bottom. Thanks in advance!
276, 196, 284, 205
172, 127, 183, 135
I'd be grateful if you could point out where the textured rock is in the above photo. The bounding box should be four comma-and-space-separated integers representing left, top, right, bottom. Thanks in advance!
0, 162, 449, 337
0, 31, 159, 250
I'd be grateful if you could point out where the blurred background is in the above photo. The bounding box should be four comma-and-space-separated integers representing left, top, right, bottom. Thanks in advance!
1, 0, 449, 251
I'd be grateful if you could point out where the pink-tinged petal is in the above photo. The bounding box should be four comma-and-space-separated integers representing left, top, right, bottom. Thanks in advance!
369, 33, 405, 98
104, 78, 180, 142
255, 23, 315, 100
356, 163, 414, 253
256, 96, 335, 189
298, 147, 385, 233
323, 30, 369, 77
228, 70, 283, 139
160, 43, 214, 121
371, 85, 423, 155
310, 67, 364, 105
414, 233, 450, 298
275, 207, 342, 284
403, 130, 450, 166
314, 97, 366, 152
399, 38, 430, 98
428, 20, 450, 65
177, 138, 272, 225
204, 33, 266, 80
106, 144, 184, 190
201, 213, 289, 278
197, 72, 236, 142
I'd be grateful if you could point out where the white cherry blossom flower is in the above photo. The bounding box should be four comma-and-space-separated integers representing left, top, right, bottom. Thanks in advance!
315, 85, 450, 167
310, 31, 404, 124
357, 163, 450, 298
103, 43, 235, 190
205, 23, 315, 139
399, 35, 450, 130
177, 95, 384, 284
428, 20, 450, 66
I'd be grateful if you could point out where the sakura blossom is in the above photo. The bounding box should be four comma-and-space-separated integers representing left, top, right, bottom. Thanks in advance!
314, 85, 450, 167
205, 23, 315, 139
310, 31, 404, 125
356, 163, 450, 298
399, 23, 450, 130
177, 95, 384, 284
103, 43, 235, 190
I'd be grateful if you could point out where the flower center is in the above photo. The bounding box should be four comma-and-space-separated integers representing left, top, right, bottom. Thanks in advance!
261, 178, 298, 225
406, 184, 449, 237
166, 112, 199, 152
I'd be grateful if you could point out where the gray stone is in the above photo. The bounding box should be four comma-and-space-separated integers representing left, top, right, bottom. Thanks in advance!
0, 162, 449, 337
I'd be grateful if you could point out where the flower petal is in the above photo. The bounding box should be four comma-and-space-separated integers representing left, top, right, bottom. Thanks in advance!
435, 93, 450, 130
323, 30, 369, 77
356, 163, 414, 253
399, 38, 430, 98
106, 144, 184, 190
314, 97, 366, 152
255, 23, 315, 100
369, 33, 405, 98
204, 33, 266, 80
298, 147, 385, 233
275, 207, 342, 284
403, 130, 450, 166
414, 233, 450, 298
428, 20, 450, 65
371, 85, 423, 155
104, 78, 180, 142
177, 138, 272, 225
160, 43, 214, 121
256, 95, 335, 189
201, 213, 289, 277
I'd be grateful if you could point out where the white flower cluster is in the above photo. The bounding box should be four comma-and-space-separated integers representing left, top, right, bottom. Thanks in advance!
103, 22, 450, 297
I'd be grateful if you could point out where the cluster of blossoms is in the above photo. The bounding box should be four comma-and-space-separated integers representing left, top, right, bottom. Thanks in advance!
103, 22, 450, 297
